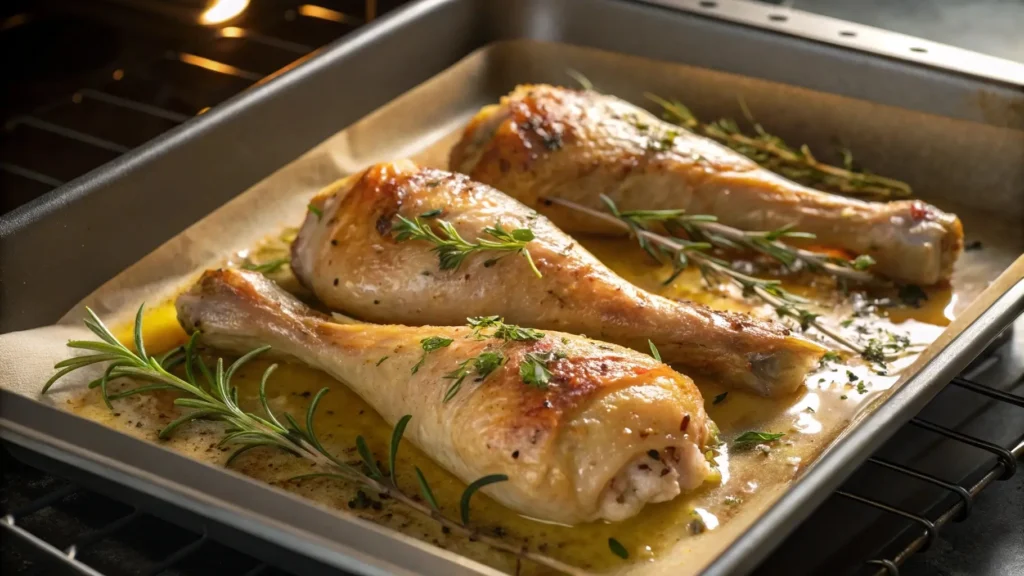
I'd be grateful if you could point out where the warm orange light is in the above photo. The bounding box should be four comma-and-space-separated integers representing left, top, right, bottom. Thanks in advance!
218, 26, 245, 38
178, 53, 258, 80
200, 0, 249, 25
112, 69, 124, 80
298, 4, 352, 23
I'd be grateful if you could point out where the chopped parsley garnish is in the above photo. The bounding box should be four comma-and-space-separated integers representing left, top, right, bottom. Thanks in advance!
467, 317, 544, 342
411, 336, 453, 374
712, 392, 728, 405
375, 356, 389, 366
852, 254, 876, 270
307, 203, 323, 219
519, 351, 561, 389
443, 351, 505, 402
818, 350, 842, 367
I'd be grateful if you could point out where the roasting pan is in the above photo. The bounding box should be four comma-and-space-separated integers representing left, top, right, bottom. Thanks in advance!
2, 0, 1023, 574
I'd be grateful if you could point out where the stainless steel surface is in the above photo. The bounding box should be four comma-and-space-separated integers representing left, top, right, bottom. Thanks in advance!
1, 1, 1023, 575
637, 0, 1024, 85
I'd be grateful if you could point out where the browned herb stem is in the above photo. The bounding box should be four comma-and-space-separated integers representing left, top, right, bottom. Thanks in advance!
645, 93, 913, 200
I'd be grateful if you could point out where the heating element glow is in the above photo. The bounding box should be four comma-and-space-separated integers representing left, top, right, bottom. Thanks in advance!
200, 0, 249, 25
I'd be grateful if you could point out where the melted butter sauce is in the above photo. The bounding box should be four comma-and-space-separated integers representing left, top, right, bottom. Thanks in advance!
72, 233, 956, 575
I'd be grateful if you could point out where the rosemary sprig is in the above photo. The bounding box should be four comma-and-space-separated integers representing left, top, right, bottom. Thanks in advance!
393, 215, 542, 278
596, 195, 877, 285
644, 93, 912, 200
543, 196, 915, 362
42, 307, 588, 576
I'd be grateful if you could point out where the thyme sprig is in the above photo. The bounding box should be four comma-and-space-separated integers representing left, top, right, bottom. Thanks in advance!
543, 196, 915, 362
393, 215, 542, 278
42, 307, 588, 576
644, 93, 912, 200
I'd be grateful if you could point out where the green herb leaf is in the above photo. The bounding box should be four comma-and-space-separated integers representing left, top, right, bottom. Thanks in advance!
519, 352, 559, 388
242, 257, 290, 275
460, 474, 508, 525
712, 392, 728, 405
852, 254, 876, 270
420, 208, 443, 219
412, 336, 454, 373
467, 316, 502, 329
608, 538, 629, 559
733, 431, 785, 447
415, 466, 439, 511
388, 414, 412, 481
307, 204, 323, 219
648, 340, 662, 362
376, 355, 389, 366
133, 303, 147, 362
474, 351, 505, 378
356, 436, 383, 480
443, 350, 505, 402
493, 323, 545, 342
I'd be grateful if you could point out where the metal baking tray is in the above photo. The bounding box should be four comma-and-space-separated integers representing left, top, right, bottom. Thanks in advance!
2, 0, 1023, 574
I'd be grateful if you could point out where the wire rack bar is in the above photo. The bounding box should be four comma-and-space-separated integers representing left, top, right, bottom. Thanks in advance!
1, 514, 107, 576
67, 509, 142, 559
216, 27, 314, 54
0, 163, 66, 188
78, 89, 192, 123
836, 490, 938, 552
143, 532, 208, 576
8, 116, 132, 154
860, 375, 1024, 576
951, 376, 1024, 407
865, 457, 973, 521
909, 418, 1017, 479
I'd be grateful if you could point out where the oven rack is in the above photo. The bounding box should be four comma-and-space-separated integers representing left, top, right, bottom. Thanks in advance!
2, 1, 377, 214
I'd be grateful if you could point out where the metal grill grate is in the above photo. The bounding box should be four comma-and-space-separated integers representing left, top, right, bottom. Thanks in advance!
755, 312, 1024, 576
1, 446, 301, 576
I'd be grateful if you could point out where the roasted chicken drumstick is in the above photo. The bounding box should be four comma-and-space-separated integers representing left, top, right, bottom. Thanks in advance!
177, 268, 715, 524
450, 84, 963, 286
291, 160, 824, 396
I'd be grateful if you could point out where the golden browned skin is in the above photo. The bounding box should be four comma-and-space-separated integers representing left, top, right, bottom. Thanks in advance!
450, 84, 964, 286
176, 268, 713, 524
290, 160, 825, 397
